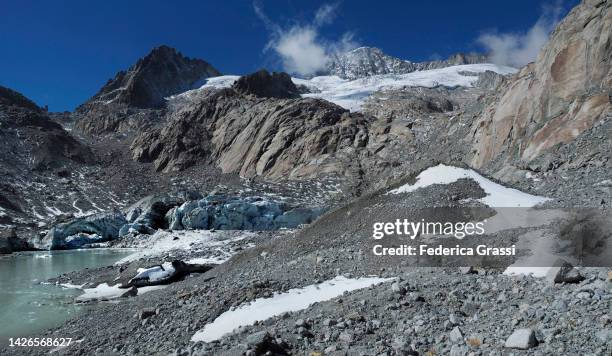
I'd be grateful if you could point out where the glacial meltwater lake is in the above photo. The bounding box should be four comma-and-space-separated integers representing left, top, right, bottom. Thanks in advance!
0, 249, 133, 340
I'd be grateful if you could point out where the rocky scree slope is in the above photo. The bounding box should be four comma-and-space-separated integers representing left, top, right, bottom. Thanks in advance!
0, 86, 101, 244
0, 86, 94, 169
13, 174, 611, 355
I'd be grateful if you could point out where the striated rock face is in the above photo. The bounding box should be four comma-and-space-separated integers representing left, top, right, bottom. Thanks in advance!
81, 45, 220, 109
233, 70, 300, 99
130, 80, 372, 179
470, 0, 611, 170
327, 46, 488, 80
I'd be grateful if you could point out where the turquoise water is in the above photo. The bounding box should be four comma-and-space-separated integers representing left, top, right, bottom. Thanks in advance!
0, 249, 133, 340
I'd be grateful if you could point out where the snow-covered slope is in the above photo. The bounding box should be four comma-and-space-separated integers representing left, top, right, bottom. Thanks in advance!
294, 64, 516, 111
191, 276, 393, 342
170, 64, 516, 112
388, 164, 550, 208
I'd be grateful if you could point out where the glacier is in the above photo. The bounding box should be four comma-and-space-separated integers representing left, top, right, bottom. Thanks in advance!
169, 64, 516, 112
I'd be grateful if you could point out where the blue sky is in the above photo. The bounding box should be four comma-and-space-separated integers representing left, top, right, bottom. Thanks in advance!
0, 0, 578, 111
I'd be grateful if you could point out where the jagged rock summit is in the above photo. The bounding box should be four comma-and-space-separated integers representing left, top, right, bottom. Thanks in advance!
73, 45, 221, 136
81, 45, 220, 109
327, 46, 488, 79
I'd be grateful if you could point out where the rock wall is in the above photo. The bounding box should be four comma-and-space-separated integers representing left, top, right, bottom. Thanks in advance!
470, 0, 611, 170
131, 71, 373, 179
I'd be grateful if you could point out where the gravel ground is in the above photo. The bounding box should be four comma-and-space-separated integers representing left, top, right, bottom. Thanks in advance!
3, 178, 610, 356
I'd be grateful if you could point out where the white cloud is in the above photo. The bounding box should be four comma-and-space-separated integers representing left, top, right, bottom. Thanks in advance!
477, 1, 563, 68
274, 26, 329, 75
254, 1, 358, 77
314, 3, 338, 26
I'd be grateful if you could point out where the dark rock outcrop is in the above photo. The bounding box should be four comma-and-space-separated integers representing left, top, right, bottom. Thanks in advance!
0, 228, 30, 254
125, 194, 184, 229
232, 70, 300, 99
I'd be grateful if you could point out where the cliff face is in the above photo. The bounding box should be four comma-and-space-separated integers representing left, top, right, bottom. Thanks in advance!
470, 0, 611, 170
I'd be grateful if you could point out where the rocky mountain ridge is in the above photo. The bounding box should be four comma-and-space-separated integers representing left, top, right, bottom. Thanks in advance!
80, 45, 220, 109
0, 1, 610, 355
73, 45, 220, 136
327, 46, 489, 79
130, 73, 371, 179
1, 0, 610, 249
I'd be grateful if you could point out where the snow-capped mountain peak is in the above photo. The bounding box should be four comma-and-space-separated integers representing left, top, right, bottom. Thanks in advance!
326, 46, 490, 80
327, 46, 417, 80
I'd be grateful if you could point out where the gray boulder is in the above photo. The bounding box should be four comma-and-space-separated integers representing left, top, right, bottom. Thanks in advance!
118, 223, 156, 237
504, 328, 538, 349
545, 259, 585, 284
449, 326, 464, 343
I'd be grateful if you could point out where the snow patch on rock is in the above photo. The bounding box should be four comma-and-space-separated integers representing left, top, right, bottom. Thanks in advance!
116, 230, 253, 264
388, 164, 550, 208
191, 276, 393, 343
75, 283, 165, 302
